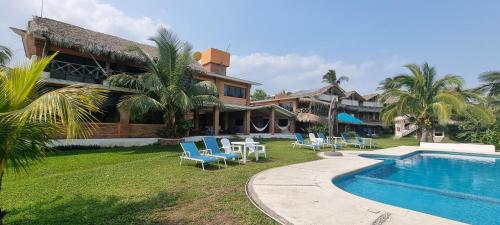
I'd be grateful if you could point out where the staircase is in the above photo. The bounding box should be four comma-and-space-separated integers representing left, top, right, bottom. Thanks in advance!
395, 124, 418, 139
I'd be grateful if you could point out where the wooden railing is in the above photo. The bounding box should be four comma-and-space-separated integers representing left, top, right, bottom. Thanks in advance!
47, 60, 106, 84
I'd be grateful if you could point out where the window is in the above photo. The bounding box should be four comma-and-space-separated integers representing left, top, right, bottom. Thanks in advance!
224, 85, 246, 98
279, 102, 293, 111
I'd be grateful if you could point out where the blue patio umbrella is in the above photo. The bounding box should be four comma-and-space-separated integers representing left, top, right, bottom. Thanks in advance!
337, 112, 364, 124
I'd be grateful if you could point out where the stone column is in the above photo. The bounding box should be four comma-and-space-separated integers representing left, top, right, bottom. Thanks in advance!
118, 110, 130, 138
270, 108, 276, 135
213, 107, 220, 135
244, 110, 251, 134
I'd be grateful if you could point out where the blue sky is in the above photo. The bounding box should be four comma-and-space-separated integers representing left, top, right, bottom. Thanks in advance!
2, 0, 499, 95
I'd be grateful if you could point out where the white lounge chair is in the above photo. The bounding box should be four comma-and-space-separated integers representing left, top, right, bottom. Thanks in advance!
221, 138, 242, 154
245, 137, 267, 159
292, 133, 320, 150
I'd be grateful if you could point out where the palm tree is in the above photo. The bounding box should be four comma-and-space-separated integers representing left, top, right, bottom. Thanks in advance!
106, 28, 222, 137
322, 69, 349, 136
0, 45, 12, 66
477, 71, 500, 97
0, 54, 107, 221
379, 63, 471, 142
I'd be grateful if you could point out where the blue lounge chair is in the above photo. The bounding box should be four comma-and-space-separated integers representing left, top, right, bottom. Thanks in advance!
292, 133, 320, 150
180, 142, 220, 170
203, 136, 241, 166
341, 133, 362, 148
355, 136, 366, 149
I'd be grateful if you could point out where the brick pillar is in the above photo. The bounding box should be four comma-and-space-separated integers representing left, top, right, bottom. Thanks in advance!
194, 110, 200, 132
244, 110, 251, 134
118, 110, 130, 138
213, 107, 220, 135
270, 108, 276, 135
224, 112, 229, 131
290, 118, 296, 133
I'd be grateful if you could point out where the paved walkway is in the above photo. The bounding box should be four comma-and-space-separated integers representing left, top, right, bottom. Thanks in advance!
246, 146, 470, 225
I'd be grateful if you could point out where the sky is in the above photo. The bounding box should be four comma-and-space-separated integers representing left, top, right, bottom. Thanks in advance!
1, 0, 499, 95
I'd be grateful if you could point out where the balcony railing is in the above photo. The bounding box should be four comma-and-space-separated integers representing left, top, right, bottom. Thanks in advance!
362, 101, 383, 107
47, 60, 106, 84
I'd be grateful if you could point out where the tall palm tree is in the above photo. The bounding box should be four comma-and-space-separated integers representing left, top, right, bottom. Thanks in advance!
106, 28, 222, 137
322, 69, 349, 136
477, 71, 500, 97
0, 45, 12, 66
0, 54, 107, 221
379, 63, 471, 142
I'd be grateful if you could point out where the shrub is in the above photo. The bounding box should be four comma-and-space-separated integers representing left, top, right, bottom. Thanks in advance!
308, 124, 328, 134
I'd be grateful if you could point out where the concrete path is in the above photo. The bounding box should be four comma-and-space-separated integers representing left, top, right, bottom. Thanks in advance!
246, 146, 468, 225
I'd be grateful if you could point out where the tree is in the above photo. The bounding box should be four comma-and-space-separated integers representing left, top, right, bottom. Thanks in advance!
251, 89, 267, 100
0, 45, 12, 66
0, 54, 107, 221
476, 71, 500, 97
322, 69, 349, 136
379, 63, 476, 142
106, 27, 222, 137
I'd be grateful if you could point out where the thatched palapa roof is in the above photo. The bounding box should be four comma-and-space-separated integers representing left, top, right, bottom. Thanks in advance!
24, 16, 158, 62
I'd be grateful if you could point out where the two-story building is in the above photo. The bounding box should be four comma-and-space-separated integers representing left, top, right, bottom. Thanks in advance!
252, 85, 384, 134
11, 16, 294, 138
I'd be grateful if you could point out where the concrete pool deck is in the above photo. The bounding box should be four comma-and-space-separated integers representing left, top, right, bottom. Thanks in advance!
246, 145, 499, 225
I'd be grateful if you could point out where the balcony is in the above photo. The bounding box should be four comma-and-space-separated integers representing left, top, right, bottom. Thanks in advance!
318, 94, 338, 102
46, 60, 106, 84
340, 99, 359, 106
362, 101, 383, 107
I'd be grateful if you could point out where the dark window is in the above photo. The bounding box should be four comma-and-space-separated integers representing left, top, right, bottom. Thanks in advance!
224, 85, 246, 98
279, 102, 293, 111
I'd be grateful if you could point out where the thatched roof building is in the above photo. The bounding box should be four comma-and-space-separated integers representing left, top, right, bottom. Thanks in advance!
15, 16, 157, 62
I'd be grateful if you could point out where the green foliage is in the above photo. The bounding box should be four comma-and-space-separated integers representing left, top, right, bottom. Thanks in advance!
106, 28, 222, 137
476, 71, 500, 97
0, 45, 12, 66
251, 89, 267, 100
308, 124, 328, 134
0, 54, 107, 222
378, 63, 487, 142
456, 99, 499, 148
175, 119, 192, 137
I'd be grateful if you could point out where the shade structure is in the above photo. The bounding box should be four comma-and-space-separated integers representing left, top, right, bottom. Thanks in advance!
297, 113, 326, 124
337, 112, 363, 124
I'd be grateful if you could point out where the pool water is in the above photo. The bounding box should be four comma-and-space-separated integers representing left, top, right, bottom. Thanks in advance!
334, 152, 500, 225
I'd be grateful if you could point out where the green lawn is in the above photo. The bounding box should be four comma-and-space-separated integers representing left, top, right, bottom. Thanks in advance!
0, 137, 418, 225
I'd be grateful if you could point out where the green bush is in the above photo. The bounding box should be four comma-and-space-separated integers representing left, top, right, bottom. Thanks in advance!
308, 124, 328, 134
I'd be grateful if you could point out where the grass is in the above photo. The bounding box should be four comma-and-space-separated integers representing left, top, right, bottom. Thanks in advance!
0, 137, 419, 225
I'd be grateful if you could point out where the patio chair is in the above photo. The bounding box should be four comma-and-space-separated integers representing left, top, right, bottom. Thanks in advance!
245, 137, 267, 159
340, 133, 357, 146
220, 138, 242, 154
203, 137, 241, 166
179, 142, 220, 171
354, 136, 366, 149
292, 133, 320, 150
309, 133, 324, 149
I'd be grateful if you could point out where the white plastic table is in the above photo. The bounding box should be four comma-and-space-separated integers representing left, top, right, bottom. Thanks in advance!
361, 138, 374, 148
327, 137, 343, 146
232, 141, 259, 163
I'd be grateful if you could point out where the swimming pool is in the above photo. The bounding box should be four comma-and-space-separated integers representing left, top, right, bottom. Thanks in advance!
333, 151, 500, 225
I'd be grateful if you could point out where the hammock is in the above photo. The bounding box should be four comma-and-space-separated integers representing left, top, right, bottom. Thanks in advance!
251, 121, 270, 132
275, 120, 290, 131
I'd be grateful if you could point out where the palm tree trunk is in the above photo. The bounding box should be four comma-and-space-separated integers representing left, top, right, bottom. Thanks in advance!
420, 128, 433, 143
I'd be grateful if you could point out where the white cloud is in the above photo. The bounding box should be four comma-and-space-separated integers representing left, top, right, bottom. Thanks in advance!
228, 53, 410, 95
14, 0, 165, 43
